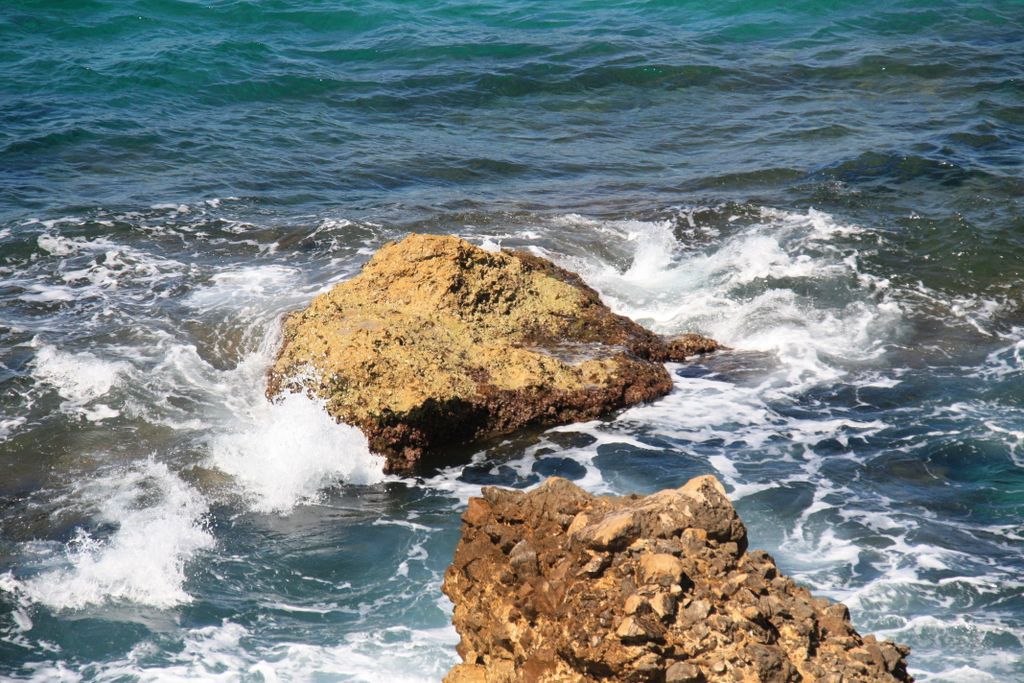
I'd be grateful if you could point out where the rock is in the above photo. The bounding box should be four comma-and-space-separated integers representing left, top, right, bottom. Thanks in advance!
616, 615, 657, 643
667, 333, 722, 359
665, 661, 705, 683
442, 476, 913, 683
509, 540, 539, 577
650, 592, 676, 620
462, 498, 492, 527
638, 553, 685, 587
575, 510, 640, 551
579, 553, 609, 578
266, 234, 718, 473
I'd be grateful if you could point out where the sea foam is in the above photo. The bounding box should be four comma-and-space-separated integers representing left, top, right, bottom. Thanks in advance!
9, 460, 213, 610
184, 264, 389, 513
32, 342, 129, 421
208, 391, 385, 514
9, 620, 459, 682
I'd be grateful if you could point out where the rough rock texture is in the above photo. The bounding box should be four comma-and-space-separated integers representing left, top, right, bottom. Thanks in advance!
443, 476, 913, 683
267, 234, 717, 473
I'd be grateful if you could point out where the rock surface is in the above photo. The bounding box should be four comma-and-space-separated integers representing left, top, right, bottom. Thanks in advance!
443, 476, 913, 683
267, 234, 716, 473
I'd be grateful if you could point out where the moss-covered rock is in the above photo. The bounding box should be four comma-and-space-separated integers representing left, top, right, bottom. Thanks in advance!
267, 234, 716, 473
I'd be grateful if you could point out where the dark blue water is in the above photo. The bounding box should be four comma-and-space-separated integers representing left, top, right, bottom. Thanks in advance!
1, 1, 1022, 680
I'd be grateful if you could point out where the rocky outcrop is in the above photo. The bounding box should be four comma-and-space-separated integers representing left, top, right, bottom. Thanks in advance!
443, 476, 912, 683
267, 234, 717, 473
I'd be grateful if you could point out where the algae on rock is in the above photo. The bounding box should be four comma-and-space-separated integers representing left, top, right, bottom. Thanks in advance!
267, 234, 717, 473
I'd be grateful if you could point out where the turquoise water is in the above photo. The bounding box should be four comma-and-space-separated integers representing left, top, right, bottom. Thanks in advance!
1, 0, 1023, 680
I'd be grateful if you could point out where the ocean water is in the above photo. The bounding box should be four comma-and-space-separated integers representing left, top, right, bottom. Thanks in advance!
1, 0, 1022, 680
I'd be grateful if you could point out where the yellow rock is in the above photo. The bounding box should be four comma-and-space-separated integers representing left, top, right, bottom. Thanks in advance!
267, 234, 718, 473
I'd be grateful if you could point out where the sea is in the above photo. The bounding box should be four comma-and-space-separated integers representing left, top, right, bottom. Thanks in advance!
1, 1, 1022, 680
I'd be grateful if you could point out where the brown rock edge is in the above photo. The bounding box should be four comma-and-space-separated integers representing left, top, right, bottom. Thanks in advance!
443, 476, 912, 683
267, 234, 718, 474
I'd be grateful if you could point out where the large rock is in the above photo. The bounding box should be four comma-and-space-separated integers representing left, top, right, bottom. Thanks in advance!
267, 234, 717, 473
443, 476, 913, 683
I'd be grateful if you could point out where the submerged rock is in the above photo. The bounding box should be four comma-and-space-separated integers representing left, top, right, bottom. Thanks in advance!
443, 476, 913, 683
267, 234, 716, 473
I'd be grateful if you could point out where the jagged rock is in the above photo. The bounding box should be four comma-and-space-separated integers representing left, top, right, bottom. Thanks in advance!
267, 234, 717, 473
442, 476, 913, 683
665, 661, 705, 683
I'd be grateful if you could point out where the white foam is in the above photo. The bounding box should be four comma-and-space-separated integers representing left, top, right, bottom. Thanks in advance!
83, 404, 120, 421
979, 331, 1023, 380
69, 621, 249, 682
37, 234, 80, 256
620, 219, 678, 281
19, 283, 77, 302
0, 572, 34, 637
37, 232, 118, 257
186, 265, 300, 311
919, 666, 998, 682
618, 373, 775, 446
208, 391, 385, 514
478, 237, 502, 253
7, 460, 213, 610
0, 416, 26, 440
15, 620, 459, 682
870, 613, 1023, 682
546, 208, 899, 397
61, 246, 185, 292
150, 203, 190, 213
33, 342, 128, 412
783, 206, 864, 240
985, 420, 1024, 467
905, 282, 1011, 339
252, 624, 459, 682
183, 277, 390, 513
308, 217, 354, 239
30, 232, 188, 303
